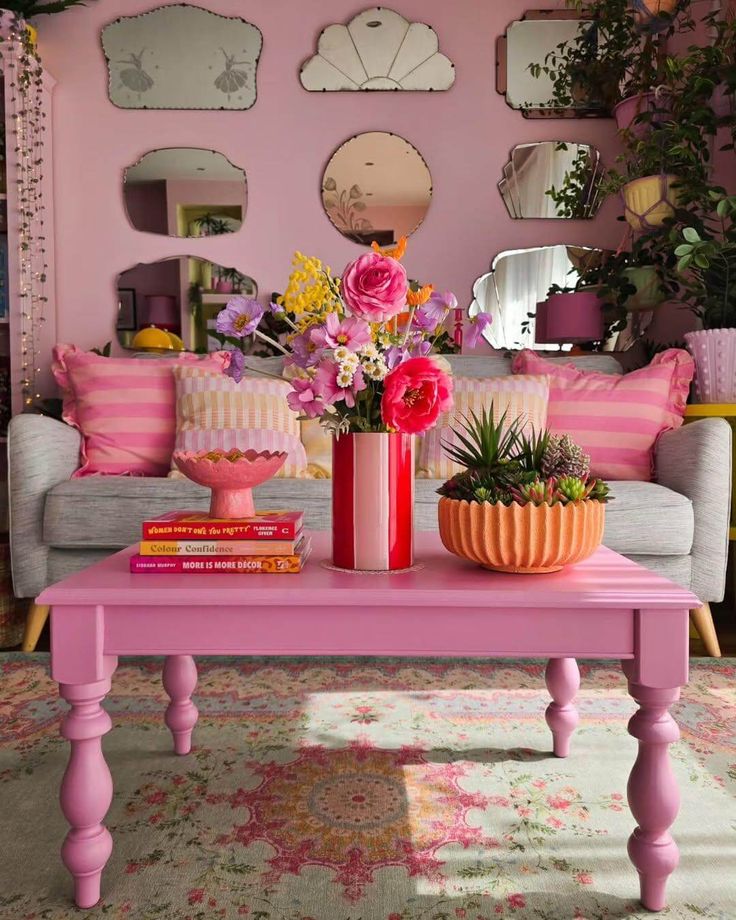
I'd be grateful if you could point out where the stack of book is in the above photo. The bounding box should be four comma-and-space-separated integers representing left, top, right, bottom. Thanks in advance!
129, 510, 310, 574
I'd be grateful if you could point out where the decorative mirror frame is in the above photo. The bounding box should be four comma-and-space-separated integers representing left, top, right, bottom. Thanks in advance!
321, 131, 433, 245
498, 142, 603, 219
102, 4, 263, 111
300, 6, 455, 92
496, 9, 609, 119
122, 147, 248, 238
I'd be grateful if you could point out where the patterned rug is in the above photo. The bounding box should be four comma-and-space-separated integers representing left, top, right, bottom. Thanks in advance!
0, 656, 735, 920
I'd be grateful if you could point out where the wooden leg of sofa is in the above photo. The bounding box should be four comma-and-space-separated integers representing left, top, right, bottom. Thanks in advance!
689, 603, 722, 658
21, 603, 50, 652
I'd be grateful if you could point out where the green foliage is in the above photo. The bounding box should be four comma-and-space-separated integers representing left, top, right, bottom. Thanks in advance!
437, 403, 609, 507
90, 341, 112, 357
1, 1, 90, 16
193, 214, 234, 237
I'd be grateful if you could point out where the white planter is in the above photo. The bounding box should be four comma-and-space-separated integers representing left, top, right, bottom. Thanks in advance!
684, 328, 736, 403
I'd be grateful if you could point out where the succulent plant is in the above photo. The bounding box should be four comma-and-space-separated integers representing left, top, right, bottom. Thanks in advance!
541, 434, 590, 481
557, 475, 591, 502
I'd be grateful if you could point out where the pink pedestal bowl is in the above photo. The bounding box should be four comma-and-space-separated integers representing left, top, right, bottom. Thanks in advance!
173, 448, 287, 519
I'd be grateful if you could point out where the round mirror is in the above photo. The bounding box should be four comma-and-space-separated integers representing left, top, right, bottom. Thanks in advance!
321, 132, 432, 246
124, 148, 247, 238
116, 256, 257, 353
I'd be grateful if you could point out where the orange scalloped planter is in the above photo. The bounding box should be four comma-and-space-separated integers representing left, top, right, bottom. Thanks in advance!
438, 497, 605, 574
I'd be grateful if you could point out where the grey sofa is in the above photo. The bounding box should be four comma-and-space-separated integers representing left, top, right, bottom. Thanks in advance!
8, 354, 732, 650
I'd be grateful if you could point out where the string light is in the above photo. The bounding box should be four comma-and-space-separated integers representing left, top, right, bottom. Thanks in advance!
2, 21, 48, 408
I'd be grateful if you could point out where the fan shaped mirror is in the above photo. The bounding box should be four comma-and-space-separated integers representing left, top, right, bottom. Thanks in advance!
499, 142, 602, 219
322, 132, 432, 245
496, 11, 611, 117
116, 256, 257, 353
102, 5, 262, 110
124, 148, 247, 238
469, 245, 609, 350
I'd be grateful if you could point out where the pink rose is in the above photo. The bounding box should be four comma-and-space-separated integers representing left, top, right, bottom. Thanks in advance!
381, 356, 453, 434
341, 252, 408, 323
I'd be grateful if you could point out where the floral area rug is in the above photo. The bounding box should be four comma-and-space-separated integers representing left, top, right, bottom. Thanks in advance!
0, 656, 735, 920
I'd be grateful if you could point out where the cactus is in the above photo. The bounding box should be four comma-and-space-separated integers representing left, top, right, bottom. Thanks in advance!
541, 434, 590, 480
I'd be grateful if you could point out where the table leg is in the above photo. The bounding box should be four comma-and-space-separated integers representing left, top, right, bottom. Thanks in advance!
163, 655, 199, 756
626, 679, 681, 912
545, 658, 580, 758
59, 676, 114, 910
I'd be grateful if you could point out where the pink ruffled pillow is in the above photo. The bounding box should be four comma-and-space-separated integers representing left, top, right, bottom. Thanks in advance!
52, 345, 230, 477
511, 348, 694, 481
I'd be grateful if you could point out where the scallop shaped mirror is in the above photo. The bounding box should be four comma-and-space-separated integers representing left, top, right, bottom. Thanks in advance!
124, 148, 247, 238
499, 142, 602, 219
322, 132, 432, 245
469, 245, 610, 350
497, 10, 611, 117
116, 256, 256, 353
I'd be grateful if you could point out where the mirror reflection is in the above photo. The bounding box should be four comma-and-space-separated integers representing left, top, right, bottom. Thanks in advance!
469, 245, 608, 350
116, 256, 257, 353
499, 142, 602, 219
322, 132, 432, 245
124, 148, 247, 238
497, 13, 608, 117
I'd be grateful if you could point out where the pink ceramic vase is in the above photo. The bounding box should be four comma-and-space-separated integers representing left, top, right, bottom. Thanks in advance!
173, 448, 287, 519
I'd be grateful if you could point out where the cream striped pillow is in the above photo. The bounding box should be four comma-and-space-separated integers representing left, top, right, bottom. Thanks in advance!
417, 375, 550, 480
171, 366, 307, 478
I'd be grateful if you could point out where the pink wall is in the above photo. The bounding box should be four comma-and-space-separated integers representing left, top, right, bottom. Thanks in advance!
35, 0, 731, 371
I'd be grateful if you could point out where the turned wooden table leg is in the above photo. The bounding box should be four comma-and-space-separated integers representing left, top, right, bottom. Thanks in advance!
545, 658, 580, 758
59, 676, 114, 909
163, 655, 198, 756
626, 680, 681, 912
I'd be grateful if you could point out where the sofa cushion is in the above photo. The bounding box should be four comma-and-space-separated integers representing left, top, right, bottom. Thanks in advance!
44, 476, 693, 557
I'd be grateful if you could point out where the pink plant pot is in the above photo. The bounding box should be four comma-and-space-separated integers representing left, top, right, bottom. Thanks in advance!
684, 328, 736, 403
614, 91, 671, 138
215, 280, 235, 294
173, 448, 287, 519
543, 292, 604, 344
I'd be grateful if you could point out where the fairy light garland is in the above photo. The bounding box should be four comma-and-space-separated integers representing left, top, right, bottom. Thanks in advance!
2, 20, 48, 408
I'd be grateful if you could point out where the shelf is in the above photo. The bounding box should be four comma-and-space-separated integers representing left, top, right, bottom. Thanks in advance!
685, 403, 736, 418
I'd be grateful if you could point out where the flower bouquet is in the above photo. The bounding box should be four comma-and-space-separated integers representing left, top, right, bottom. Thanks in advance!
215, 238, 491, 571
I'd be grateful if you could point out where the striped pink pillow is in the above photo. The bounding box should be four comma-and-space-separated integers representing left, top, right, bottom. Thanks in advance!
52, 345, 229, 477
511, 348, 694, 481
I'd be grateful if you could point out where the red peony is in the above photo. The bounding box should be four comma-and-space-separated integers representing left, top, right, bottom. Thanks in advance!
381, 356, 453, 434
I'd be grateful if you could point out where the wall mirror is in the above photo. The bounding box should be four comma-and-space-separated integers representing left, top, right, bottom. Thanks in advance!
496, 11, 610, 117
499, 142, 602, 219
322, 132, 432, 245
469, 245, 609, 350
123, 148, 247, 238
300, 7, 455, 91
116, 256, 257, 353
102, 5, 262, 110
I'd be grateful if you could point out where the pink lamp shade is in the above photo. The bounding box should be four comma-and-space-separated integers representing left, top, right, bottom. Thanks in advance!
145, 295, 179, 331
543, 292, 604, 344
534, 300, 555, 345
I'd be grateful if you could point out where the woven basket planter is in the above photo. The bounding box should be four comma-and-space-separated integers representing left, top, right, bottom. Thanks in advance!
438, 497, 605, 574
623, 175, 679, 232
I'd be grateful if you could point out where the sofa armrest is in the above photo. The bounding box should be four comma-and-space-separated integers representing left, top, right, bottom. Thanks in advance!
8, 414, 81, 598
655, 418, 732, 603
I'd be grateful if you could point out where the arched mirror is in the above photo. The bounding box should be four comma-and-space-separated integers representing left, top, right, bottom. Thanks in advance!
124, 148, 247, 238
469, 245, 610, 350
499, 142, 602, 219
116, 256, 257, 353
322, 132, 432, 245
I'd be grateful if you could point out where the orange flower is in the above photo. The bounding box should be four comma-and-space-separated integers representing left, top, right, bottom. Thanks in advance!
371, 236, 408, 261
406, 284, 434, 307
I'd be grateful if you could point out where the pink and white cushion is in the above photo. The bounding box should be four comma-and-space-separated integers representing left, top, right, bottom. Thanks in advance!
52, 345, 229, 478
511, 348, 694, 481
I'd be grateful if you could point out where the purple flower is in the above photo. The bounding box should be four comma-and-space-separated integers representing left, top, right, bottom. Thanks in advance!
314, 359, 366, 408
412, 291, 454, 333
289, 331, 324, 368
216, 297, 264, 338
224, 349, 246, 383
408, 338, 432, 359
310, 314, 372, 351
287, 377, 324, 419
268, 300, 285, 314
465, 312, 493, 349
385, 345, 409, 370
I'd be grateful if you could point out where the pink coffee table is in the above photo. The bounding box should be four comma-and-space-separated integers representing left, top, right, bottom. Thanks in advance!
39, 532, 698, 912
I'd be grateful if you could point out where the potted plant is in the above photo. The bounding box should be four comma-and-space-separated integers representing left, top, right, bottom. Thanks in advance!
191, 213, 234, 238
437, 409, 610, 573
680, 193, 736, 402
1, 1, 92, 46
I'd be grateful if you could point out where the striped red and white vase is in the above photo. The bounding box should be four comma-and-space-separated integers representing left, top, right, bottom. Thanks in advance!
332, 432, 414, 571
